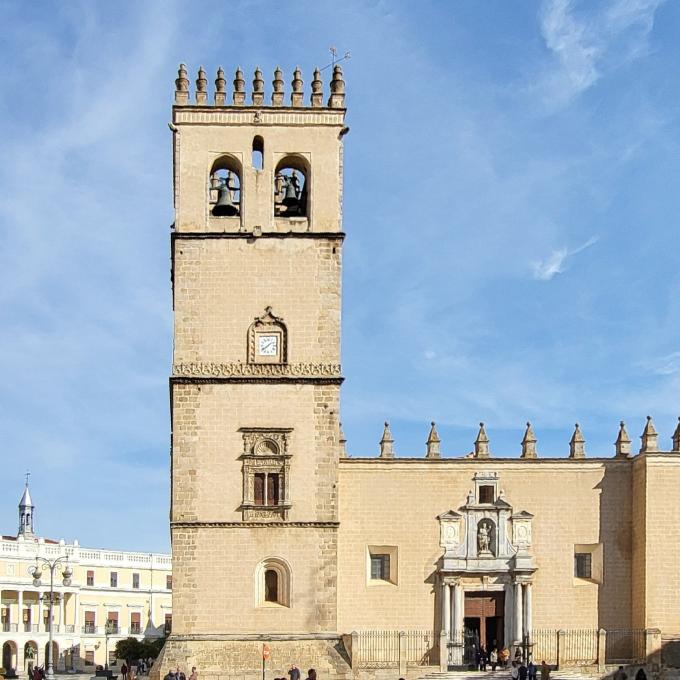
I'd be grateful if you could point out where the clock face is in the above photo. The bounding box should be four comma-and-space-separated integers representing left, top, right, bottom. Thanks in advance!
257, 334, 279, 357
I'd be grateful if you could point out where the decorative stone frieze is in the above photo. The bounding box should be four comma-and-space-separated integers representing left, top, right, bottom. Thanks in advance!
172, 362, 341, 378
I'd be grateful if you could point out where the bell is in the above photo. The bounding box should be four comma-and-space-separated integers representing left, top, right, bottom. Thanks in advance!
212, 176, 238, 217
283, 175, 299, 208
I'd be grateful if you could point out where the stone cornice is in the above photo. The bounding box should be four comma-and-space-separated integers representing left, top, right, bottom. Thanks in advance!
171, 521, 339, 529
173, 106, 346, 127
168, 633, 342, 642
339, 457, 638, 470
172, 362, 342, 379
172, 231, 345, 241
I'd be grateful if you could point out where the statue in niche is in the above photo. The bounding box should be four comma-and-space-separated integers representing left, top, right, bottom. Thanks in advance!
477, 520, 494, 556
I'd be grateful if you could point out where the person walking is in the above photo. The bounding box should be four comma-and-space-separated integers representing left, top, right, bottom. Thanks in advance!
519, 660, 528, 680
490, 648, 498, 671
189, 667, 198, 680
511, 661, 519, 680
528, 660, 537, 680
540, 660, 551, 680
305, 670, 316, 680
288, 665, 300, 680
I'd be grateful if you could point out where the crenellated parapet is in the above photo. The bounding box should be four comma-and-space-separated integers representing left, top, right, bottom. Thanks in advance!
173, 63, 346, 109
356, 415, 680, 459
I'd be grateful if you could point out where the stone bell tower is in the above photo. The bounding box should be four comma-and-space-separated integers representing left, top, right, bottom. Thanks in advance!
164, 64, 348, 677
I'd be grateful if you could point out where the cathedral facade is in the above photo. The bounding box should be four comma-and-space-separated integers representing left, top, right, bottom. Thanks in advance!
161, 63, 680, 680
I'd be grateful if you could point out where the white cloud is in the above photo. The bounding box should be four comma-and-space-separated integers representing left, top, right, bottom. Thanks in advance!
538, 0, 666, 109
532, 235, 599, 280
645, 351, 680, 376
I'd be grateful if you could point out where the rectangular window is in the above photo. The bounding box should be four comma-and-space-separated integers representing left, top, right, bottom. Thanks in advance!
84, 610, 95, 634
132, 573, 140, 589
267, 473, 280, 505
130, 612, 141, 634
110, 572, 118, 588
107, 611, 119, 634
85, 651, 95, 666
86, 570, 94, 586
166, 575, 172, 590
479, 485, 495, 504
370, 554, 390, 581
164, 614, 172, 634
254, 473, 265, 505
575, 552, 592, 579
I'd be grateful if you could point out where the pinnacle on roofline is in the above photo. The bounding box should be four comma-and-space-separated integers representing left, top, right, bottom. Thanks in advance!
174, 64, 346, 109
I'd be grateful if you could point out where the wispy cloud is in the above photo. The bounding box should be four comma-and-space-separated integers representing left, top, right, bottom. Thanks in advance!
532, 235, 599, 280
644, 351, 680, 376
538, 0, 665, 109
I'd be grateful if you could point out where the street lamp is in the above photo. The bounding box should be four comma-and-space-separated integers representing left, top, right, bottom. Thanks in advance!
29, 557, 72, 680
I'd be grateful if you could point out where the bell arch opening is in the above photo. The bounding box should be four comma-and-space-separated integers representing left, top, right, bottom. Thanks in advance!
209, 155, 242, 217
274, 155, 309, 218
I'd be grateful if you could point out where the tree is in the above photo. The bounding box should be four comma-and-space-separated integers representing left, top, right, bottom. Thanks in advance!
115, 638, 144, 664
140, 637, 166, 660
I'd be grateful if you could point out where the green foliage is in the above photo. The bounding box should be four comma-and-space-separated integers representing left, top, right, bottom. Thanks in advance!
114, 637, 167, 664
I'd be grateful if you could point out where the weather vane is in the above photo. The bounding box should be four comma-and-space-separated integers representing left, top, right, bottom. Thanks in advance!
321, 46, 351, 72
25, 470, 31, 485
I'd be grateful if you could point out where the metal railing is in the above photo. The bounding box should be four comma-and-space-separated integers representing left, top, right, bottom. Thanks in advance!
2, 622, 18, 632
82, 623, 97, 634
354, 630, 436, 669
605, 629, 646, 664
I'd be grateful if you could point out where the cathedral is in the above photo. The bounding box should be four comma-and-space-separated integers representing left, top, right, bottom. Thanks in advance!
159, 63, 680, 680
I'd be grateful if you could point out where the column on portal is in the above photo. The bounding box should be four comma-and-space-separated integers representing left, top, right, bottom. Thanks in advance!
74, 592, 80, 630
514, 581, 523, 643
58, 592, 63, 630
441, 582, 451, 637
523, 582, 533, 639
18, 590, 24, 631
452, 582, 464, 641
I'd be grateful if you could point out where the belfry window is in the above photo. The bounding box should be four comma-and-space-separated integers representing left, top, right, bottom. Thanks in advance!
252, 136, 264, 170
209, 156, 242, 217
274, 156, 309, 218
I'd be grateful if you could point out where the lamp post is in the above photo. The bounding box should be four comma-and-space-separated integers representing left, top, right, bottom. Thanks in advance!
30, 556, 72, 680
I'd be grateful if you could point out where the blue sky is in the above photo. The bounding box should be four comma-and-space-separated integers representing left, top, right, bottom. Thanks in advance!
1, 1, 679, 552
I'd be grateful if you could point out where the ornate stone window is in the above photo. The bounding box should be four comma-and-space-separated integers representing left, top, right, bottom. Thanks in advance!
248, 307, 287, 365
255, 557, 291, 607
240, 428, 292, 520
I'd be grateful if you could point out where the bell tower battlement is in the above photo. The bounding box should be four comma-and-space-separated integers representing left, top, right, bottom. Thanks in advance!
171, 64, 347, 235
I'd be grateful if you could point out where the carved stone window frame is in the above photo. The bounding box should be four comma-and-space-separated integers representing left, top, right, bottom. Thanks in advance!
239, 427, 293, 521
247, 307, 288, 365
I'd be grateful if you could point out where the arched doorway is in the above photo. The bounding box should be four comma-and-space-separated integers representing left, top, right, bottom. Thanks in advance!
2, 641, 17, 671
24, 641, 38, 672
44, 641, 58, 669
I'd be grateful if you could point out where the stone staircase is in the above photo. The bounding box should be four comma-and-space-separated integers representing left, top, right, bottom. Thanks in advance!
415, 670, 600, 680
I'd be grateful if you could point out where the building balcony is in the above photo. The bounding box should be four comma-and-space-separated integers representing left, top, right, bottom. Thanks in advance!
130, 624, 141, 634
82, 624, 97, 634
2, 623, 18, 632
23, 623, 39, 633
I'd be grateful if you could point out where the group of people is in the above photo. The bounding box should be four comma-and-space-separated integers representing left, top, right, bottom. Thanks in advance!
163, 666, 197, 680
472, 644, 511, 670
510, 658, 552, 680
